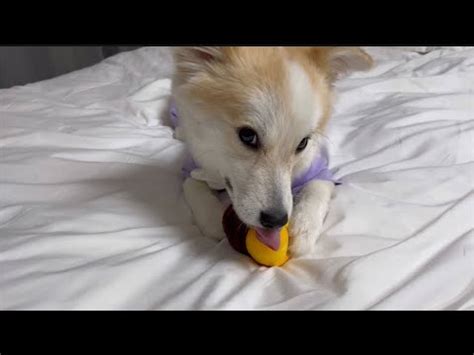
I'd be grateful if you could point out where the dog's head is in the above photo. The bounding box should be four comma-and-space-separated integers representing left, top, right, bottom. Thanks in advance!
172, 47, 372, 230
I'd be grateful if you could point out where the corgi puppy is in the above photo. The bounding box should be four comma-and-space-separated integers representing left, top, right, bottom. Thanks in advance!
171, 47, 372, 256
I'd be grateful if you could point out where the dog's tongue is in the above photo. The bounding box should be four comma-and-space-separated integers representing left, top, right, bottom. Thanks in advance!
255, 228, 281, 251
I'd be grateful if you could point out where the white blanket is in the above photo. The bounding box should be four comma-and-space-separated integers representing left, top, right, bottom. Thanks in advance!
1, 47, 473, 310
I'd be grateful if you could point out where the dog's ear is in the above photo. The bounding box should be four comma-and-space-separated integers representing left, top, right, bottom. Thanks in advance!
326, 47, 373, 81
306, 47, 373, 82
173, 47, 226, 76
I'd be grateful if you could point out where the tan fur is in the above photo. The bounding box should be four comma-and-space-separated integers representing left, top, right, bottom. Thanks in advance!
176, 47, 288, 126
174, 47, 372, 134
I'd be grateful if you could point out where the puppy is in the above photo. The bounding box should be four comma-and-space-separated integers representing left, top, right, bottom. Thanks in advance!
171, 47, 372, 256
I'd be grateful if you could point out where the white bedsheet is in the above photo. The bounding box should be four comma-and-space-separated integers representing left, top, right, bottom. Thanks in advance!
0, 47, 473, 310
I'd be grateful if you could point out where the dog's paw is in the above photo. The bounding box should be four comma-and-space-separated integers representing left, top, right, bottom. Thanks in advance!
289, 209, 322, 257
288, 180, 334, 257
190, 169, 225, 190
183, 178, 225, 241
196, 217, 225, 241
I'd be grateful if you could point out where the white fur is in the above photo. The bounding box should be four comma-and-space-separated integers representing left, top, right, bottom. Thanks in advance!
287, 61, 323, 129
286, 61, 326, 183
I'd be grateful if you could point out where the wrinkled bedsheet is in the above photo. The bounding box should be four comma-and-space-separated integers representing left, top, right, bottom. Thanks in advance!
0, 47, 473, 309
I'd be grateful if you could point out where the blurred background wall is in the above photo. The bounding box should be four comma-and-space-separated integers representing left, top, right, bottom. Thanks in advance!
0, 46, 141, 89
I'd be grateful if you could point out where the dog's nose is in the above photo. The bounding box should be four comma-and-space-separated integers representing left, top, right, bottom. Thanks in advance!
260, 209, 288, 229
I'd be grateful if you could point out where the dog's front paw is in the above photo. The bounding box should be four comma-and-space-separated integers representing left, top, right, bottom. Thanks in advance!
288, 180, 334, 258
183, 178, 226, 241
289, 210, 322, 257
196, 217, 225, 241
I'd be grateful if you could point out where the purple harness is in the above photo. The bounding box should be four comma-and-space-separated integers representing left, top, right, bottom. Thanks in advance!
170, 100, 339, 195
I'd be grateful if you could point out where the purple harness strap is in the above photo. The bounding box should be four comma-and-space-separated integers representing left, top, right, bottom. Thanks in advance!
291, 145, 340, 194
170, 103, 199, 177
170, 100, 340, 195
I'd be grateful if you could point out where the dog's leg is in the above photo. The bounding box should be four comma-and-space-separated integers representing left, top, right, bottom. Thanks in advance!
289, 180, 334, 257
183, 177, 226, 241
174, 126, 185, 141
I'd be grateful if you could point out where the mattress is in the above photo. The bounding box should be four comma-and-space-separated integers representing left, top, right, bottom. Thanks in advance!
0, 47, 473, 310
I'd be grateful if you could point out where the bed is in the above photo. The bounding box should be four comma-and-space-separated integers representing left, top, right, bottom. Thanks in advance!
1, 47, 473, 310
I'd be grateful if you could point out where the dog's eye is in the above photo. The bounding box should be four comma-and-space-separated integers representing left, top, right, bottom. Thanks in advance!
296, 137, 309, 153
238, 127, 259, 149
